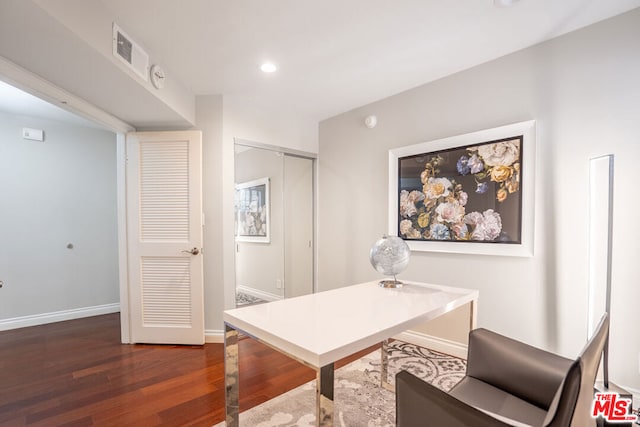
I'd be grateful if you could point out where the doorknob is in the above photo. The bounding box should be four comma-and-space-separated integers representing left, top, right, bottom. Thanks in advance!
182, 247, 200, 255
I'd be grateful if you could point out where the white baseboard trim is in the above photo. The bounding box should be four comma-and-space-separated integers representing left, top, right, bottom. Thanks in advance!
0, 303, 120, 331
394, 330, 468, 359
237, 285, 282, 302
205, 329, 224, 343
621, 385, 640, 410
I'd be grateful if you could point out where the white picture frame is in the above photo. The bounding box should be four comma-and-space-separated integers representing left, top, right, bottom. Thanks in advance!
388, 120, 536, 257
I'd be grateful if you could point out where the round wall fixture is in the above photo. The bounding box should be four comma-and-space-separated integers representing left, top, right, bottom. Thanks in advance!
364, 115, 377, 128
149, 64, 166, 89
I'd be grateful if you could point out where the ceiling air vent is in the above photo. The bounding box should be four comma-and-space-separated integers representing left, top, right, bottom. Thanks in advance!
112, 23, 149, 82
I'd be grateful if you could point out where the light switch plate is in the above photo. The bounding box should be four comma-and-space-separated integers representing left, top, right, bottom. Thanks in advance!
23, 128, 44, 141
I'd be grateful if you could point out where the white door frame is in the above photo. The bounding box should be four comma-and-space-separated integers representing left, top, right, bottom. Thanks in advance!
0, 56, 135, 343
116, 134, 132, 342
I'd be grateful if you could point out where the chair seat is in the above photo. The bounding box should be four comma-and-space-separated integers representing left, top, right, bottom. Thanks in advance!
450, 376, 548, 426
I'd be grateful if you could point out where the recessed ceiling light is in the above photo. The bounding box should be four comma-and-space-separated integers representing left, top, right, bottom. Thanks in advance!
260, 62, 277, 73
494, 0, 521, 7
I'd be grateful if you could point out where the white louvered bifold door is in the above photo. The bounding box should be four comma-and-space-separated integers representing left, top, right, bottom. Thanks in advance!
126, 131, 204, 345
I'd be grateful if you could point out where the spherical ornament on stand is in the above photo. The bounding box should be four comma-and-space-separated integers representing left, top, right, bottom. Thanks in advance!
369, 235, 411, 288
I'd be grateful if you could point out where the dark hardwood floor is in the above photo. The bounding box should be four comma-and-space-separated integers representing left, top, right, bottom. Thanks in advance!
0, 313, 378, 426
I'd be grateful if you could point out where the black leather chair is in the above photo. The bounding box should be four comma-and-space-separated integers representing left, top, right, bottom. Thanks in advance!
396, 313, 609, 427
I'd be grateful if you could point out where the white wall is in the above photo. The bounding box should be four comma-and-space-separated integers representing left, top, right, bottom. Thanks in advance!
0, 112, 119, 320
318, 9, 640, 392
223, 95, 319, 155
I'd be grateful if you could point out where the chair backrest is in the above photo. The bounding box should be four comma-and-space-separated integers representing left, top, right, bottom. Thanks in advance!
572, 312, 610, 427
544, 313, 609, 427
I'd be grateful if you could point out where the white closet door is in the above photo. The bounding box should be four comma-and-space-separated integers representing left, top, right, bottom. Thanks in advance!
126, 131, 204, 345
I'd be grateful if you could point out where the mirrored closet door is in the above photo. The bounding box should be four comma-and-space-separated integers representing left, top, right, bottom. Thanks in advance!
234, 141, 315, 306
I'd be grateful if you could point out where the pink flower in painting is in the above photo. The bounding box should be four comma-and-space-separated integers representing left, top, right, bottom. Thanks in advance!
435, 201, 465, 224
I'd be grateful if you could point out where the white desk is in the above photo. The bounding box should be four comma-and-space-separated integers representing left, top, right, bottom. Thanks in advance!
223, 280, 478, 426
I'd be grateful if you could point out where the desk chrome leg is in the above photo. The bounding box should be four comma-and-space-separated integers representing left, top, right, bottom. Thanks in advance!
469, 299, 478, 330
317, 363, 334, 426
225, 324, 239, 427
381, 339, 394, 391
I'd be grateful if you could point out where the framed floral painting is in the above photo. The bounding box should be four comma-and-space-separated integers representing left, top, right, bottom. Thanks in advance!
388, 121, 535, 256
235, 177, 270, 243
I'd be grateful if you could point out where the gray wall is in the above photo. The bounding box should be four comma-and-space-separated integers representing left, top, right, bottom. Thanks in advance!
318, 9, 640, 392
235, 147, 285, 300
195, 95, 225, 336
0, 112, 118, 319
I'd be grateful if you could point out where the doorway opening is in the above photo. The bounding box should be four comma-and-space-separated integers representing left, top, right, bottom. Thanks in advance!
0, 79, 120, 331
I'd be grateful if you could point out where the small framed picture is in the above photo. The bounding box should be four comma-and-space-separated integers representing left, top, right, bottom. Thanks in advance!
235, 177, 270, 243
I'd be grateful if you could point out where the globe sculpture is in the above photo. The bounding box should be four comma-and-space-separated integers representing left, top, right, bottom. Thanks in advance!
369, 235, 411, 288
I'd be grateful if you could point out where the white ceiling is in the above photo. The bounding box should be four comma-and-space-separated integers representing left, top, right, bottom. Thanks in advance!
0, 80, 102, 129
2, 0, 640, 126
99, 0, 640, 121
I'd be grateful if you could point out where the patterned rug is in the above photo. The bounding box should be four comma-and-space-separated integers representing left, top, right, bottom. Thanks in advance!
236, 292, 267, 306
214, 341, 466, 426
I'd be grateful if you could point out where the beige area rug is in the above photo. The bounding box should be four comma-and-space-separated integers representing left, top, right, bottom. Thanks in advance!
214, 341, 466, 427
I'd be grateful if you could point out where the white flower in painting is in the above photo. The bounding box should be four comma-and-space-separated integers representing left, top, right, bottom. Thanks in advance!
463, 211, 483, 226
409, 190, 425, 203
435, 201, 465, 224
468, 154, 484, 174
482, 209, 502, 240
465, 209, 502, 241
399, 219, 422, 239
458, 191, 468, 207
423, 177, 452, 200
478, 140, 520, 167
399, 190, 424, 218
399, 219, 412, 235
470, 224, 488, 241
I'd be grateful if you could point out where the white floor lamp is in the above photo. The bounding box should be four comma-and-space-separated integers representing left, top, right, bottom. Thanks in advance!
589, 154, 636, 425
